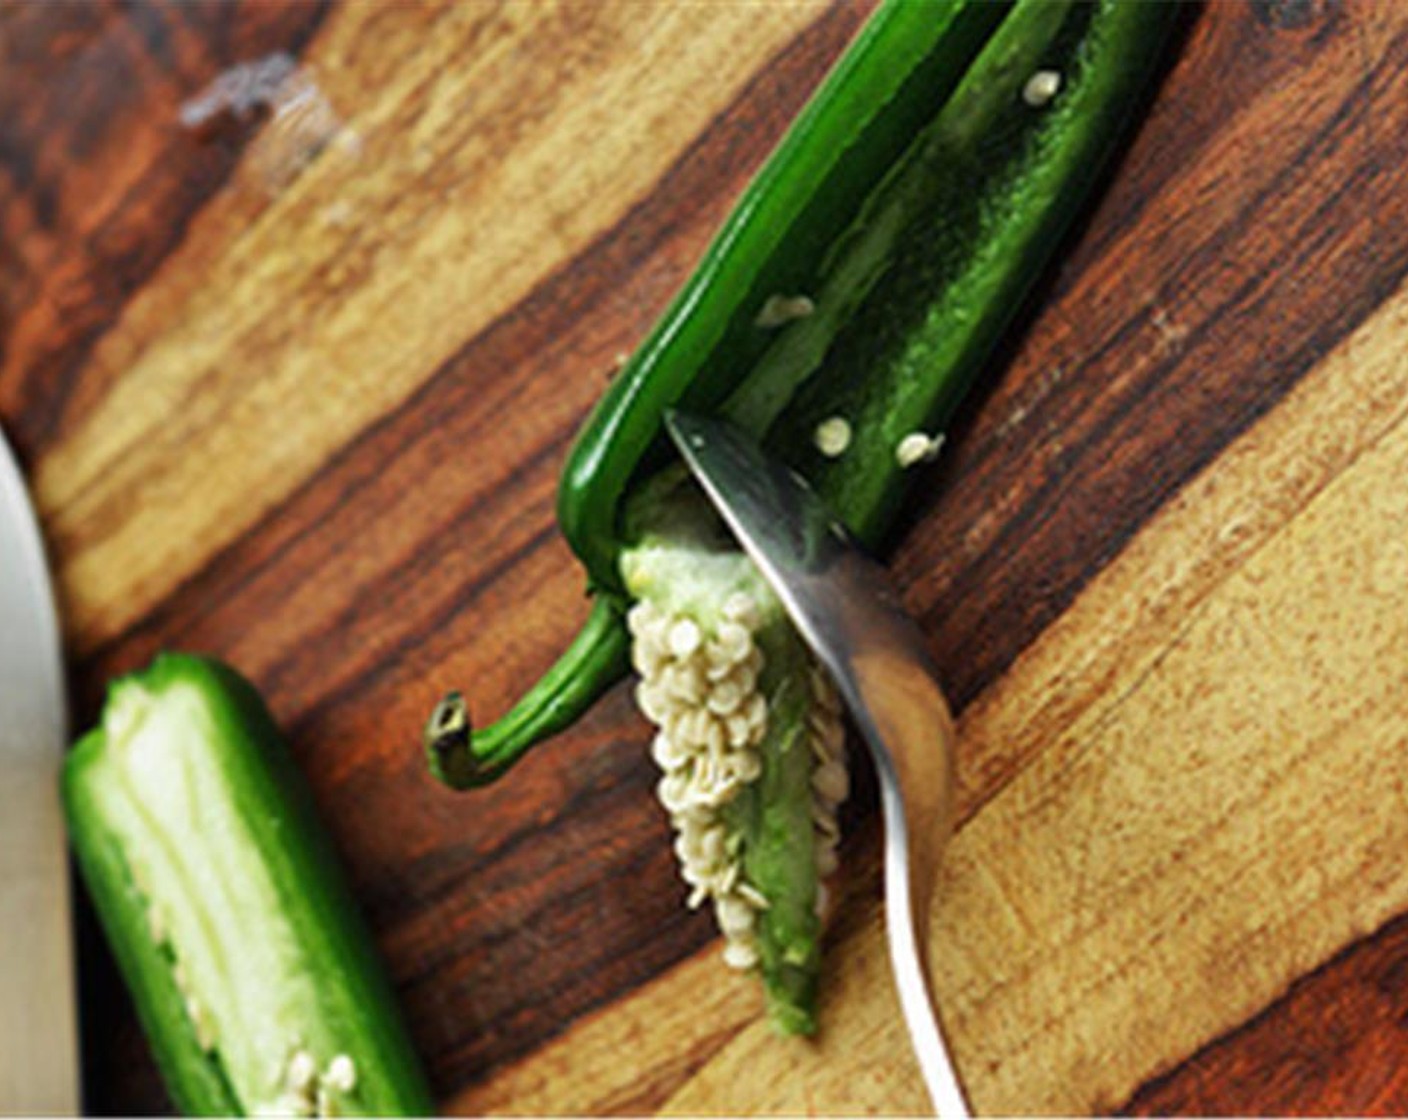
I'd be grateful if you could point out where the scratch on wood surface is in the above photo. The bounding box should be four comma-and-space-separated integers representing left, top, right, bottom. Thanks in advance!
179, 52, 354, 193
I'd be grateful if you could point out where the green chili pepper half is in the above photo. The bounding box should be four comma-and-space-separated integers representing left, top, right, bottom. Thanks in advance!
427, 0, 1175, 1033
429, 0, 1175, 784
65, 653, 433, 1117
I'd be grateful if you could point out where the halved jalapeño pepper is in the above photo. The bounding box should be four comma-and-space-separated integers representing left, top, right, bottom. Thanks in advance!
430, 0, 1177, 786
427, 0, 1176, 1035
65, 653, 433, 1117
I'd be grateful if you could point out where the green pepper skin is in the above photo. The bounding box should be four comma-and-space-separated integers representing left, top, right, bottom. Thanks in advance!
558, 0, 1010, 596
572, 0, 1176, 563
776, 0, 1179, 547
428, 0, 1008, 786
728, 625, 827, 1035
65, 653, 434, 1117
429, 0, 1176, 787
65, 735, 241, 1117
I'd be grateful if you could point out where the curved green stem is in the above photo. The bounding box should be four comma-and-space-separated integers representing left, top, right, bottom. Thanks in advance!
425, 596, 631, 789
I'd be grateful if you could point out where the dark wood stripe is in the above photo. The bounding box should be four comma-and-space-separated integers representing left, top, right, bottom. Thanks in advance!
392, 762, 720, 1084
1123, 910, 1408, 1116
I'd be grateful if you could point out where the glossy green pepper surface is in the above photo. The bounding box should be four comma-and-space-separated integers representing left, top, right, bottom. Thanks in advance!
429, 0, 1177, 788
66, 653, 433, 1117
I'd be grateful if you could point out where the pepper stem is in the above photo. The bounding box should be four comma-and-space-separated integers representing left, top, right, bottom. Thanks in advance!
425, 595, 632, 789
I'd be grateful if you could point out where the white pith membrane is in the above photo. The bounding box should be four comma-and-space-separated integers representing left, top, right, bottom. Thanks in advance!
626, 592, 848, 971
131, 870, 358, 1117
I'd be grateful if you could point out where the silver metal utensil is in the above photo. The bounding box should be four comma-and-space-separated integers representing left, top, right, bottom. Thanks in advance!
666, 409, 968, 1118
0, 426, 80, 1112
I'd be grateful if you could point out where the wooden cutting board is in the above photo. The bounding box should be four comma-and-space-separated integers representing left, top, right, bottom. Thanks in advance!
5, 0, 1408, 1113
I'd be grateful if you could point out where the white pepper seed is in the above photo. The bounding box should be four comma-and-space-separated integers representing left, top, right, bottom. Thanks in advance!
716, 895, 755, 935
1023, 68, 1062, 107
286, 1050, 318, 1093
895, 431, 945, 468
701, 825, 727, 865
651, 732, 685, 772
715, 621, 752, 662
728, 662, 758, 700
719, 861, 741, 894
702, 715, 727, 755
657, 773, 691, 815
742, 693, 768, 732
668, 618, 702, 659
733, 751, 762, 785
723, 939, 760, 970
631, 642, 665, 678
813, 805, 841, 839
674, 831, 704, 868
626, 600, 658, 635
813, 416, 853, 458
634, 680, 668, 724
324, 1055, 357, 1094
707, 679, 743, 716
737, 882, 770, 910
812, 760, 850, 804
725, 713, 754, 748
755, 293, 815, 328
722, 591, 761, 629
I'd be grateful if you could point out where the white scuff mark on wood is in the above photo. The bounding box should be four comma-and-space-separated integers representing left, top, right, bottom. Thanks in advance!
996, 362, 1067, 442
178, 53, 302, 128
179, 53, 356, 193
1151, 307, 1190, 356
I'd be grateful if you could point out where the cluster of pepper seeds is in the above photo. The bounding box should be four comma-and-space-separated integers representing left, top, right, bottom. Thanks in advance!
276, 1047, 358, 1117
627, 592, 848, 971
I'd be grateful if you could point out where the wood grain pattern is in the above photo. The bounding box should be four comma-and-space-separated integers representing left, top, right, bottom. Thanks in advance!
1128, 910, 1408, 1116
0, 0, 332, 459
36, 0, 852, 656
6, 0, 1408, 1115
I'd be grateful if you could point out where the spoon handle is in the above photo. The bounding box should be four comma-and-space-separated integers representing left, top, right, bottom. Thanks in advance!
881, 775, 971, 1118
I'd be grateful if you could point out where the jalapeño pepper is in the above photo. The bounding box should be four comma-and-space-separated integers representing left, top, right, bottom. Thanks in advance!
65, 653, 433, 1116
428, 0, 1175, 1039
428, 0, 1176, 788
427, 0, 1174, 1038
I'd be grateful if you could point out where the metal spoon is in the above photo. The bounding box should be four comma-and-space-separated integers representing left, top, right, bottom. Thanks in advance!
666, 409, 969, 1118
